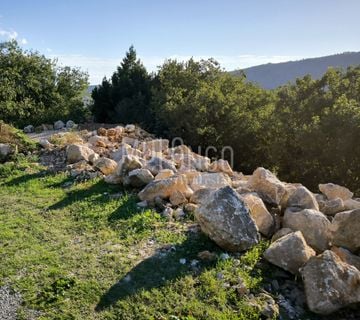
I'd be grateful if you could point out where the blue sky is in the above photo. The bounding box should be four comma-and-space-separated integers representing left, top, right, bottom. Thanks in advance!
1, 0, 359, 83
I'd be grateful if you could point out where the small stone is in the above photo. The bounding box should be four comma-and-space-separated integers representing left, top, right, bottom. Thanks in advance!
23, 125, 34, 133
179, 258, 186, 265
173, 208, 186, 220
197, 250, 217, 261
162, 207, 173, 219
219, 253, 230, 260
137, 200, 148, 208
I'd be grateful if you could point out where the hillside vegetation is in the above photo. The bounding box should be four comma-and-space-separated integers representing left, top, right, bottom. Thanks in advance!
92, 48, 360, 194
1, 42, 360, 193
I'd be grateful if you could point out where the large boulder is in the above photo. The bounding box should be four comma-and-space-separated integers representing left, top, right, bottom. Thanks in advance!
115, 155, 143, 177
343, 198, 360, 210
241, 192, 274, 237
192, 154, 211, 171
300, 250, 360, 314
54, 120, 65, 130
319, 183, 353, 201
145, 156, 177, 176
141, 139, 169, 153
318, 197, 345, 216
330, 209, 360, 252
331, 246, 360, 270
94, 157, 117, 175
110, 144, 142, 162
66, 120, 76, 129
125, 124, 136, 133
124, 168, 154, 187
264, 231, 315, 274
208, 159, 233, 175
0, 143, 11, 162
190, 172, 231, 191
194, 186, 259, 252
286, 186, 319, 211
247, 167, 286, 205
190, 188, 216, 205
169, 191, 188, 206
88, 135, 110, 147
138, 175, 193, 202
283, 209, 331, 252
66, 144, 95, 164
154, 169, 174, 180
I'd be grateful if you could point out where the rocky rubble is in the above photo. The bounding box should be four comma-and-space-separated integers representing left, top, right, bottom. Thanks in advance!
20, 122, 360, 316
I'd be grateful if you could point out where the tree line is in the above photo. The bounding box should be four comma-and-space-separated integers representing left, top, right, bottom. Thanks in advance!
1, 42, 360, 193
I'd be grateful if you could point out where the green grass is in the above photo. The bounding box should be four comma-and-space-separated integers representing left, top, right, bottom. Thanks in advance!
0, 158, 271, 320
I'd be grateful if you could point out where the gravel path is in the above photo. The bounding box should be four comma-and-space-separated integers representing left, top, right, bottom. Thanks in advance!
0, 286, 22, 320
27, 130, 57, 142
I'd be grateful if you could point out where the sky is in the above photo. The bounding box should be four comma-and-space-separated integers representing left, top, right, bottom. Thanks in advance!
0, 0, 359, 84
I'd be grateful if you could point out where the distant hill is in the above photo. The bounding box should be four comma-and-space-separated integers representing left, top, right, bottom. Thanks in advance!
231, 52, 360, 89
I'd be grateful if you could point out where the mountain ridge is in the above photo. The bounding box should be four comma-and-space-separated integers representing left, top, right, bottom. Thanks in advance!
230, 51, 360, 89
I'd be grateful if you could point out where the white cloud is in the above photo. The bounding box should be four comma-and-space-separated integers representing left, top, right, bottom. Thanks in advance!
0, 28, 18, 40
0, 27, 27, 45
50, 53, 305, 84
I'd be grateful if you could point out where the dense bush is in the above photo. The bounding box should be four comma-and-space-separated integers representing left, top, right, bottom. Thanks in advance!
269, 67, 360, 192
0, 41, 89, 127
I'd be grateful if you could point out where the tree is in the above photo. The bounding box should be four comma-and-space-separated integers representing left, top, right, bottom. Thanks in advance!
151, 58, 274, 172
0, 40, 89, 127
91, 46, 152, 127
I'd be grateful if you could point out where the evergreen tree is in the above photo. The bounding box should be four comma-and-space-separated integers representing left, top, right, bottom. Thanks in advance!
91, 46, 152, 126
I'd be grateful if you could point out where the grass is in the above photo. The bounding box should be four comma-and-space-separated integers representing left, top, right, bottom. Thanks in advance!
49, 132, 85, 147
0, 157, 273, 320
0, 121, 38, 154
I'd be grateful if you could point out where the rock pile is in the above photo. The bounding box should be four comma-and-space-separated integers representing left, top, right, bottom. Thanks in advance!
22, 123, 360, 315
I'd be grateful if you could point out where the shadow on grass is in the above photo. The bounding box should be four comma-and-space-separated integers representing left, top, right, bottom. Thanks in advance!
2, 170, 49, 187
107, 194, 141, 223
95, 230, 221, 311
48, 180, 119, 210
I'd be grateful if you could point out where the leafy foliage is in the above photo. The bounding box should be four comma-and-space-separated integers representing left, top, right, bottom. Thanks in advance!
89, 47, 360, 193
0, 40, 89, 127
151, 58, 275, 172
269, 67, 360, 192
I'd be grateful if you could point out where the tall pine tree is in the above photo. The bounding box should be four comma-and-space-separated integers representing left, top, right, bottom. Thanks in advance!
91, 46, 152, 126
